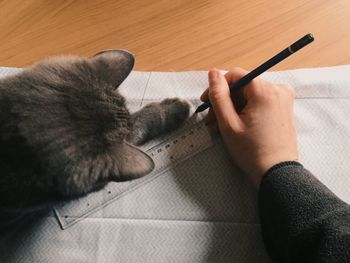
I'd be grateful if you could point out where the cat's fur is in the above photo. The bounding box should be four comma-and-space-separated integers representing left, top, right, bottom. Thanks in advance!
0, 50, 190, 213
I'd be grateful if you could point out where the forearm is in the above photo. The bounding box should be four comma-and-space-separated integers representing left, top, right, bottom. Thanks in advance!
259, 161, 350, 262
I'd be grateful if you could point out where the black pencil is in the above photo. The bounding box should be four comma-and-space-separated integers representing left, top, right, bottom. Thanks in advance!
195, 33, 314, 113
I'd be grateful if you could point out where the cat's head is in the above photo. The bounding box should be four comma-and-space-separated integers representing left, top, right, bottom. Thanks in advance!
1, 50, 155, 193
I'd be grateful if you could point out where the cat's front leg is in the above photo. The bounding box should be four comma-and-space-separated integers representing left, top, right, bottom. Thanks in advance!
127, 98, 191, 145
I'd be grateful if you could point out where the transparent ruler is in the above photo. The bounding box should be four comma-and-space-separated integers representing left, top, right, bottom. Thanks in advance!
145, 120, 217, 173
54, 118, 217, 229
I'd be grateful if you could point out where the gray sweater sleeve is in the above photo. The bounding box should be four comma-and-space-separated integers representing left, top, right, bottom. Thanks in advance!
258, 161, 350, 263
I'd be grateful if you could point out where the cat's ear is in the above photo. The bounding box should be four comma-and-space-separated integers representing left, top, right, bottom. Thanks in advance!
114, 142, 154, 180
91, 49, 135, 89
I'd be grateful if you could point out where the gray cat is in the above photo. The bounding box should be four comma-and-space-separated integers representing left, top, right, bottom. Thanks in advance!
0, 50, 190, 217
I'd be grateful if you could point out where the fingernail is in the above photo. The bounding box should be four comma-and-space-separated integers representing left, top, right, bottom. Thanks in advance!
209, 69, 219, 82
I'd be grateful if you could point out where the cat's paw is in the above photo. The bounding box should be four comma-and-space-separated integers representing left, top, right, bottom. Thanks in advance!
128, 98, 192, 145
160, 98, 192, 128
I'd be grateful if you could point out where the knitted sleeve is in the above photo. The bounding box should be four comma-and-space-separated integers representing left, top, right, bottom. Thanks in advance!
259, 161, 350, 263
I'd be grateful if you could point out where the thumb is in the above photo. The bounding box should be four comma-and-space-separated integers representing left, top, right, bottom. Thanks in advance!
208, 69, 242, 131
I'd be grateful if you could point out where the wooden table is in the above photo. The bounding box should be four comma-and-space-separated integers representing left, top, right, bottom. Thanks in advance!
0, 0, 349, 71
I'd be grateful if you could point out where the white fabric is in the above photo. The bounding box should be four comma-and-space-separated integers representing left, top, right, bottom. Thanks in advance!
1, 65, 350, 262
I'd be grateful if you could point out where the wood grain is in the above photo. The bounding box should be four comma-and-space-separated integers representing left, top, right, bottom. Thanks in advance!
0, 0, 349, 71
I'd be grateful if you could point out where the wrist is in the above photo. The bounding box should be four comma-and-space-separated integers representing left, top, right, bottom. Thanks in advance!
257, 148, 299, 174
250, 156, 299, 189
258, 160, 303, 188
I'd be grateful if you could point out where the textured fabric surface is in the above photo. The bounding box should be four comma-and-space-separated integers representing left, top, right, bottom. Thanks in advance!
1, 65, 350, 262
259, 161, 350, 262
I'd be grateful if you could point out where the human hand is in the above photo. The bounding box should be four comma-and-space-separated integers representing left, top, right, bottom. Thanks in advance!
201, 68, 298, 189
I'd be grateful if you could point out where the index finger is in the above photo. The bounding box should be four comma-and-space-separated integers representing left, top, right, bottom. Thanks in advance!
200, 69, 246, 102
